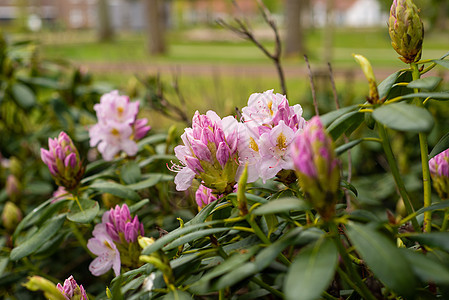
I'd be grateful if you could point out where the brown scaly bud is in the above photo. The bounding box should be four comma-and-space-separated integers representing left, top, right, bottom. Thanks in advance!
389, 0, 424, 64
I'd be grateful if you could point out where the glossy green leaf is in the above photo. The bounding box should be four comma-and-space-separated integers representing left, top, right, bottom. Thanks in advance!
139, 154, 177, 168
90, 181, 140, 202
129, 199, 150, 213
214, 228, 301, 290
429, 132, 449, 159
341, 180, 358, 196
385, 71, 413, 100
142, 220, 223, 255
399, 92, 449, 101
163, 227, 231, 250
407, 77, 442, 90
378, 71, 400, 99
347, 223, 417, 298
285, 238, 338, 300
416, 200, 449, 215
67, 198, 99, 223
253, 197, 309, 215
336, 139, 363, 155
10, 215, 66, 261
320, 105, 358, 127
120, 161, 141, 184
372, 103, 434, 132
11, 82, 36, 110
402, 249, 449, 285
127, 174, 163, 190
327, 111, 364, 140
434, 59, 449, 70
407, 232, 449, 252
163, 290, 192, 300
137, 133, 168, 149
12, 199, 52, 242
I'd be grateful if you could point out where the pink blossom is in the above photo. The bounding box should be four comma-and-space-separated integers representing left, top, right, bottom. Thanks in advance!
89, 121, 138, 161
94, 90, 139, 124
171, 111, 240, 194
258, 121, 297, 182
429, 149, 449, 178
87, 222, 121, 276
51, 186, 70, 203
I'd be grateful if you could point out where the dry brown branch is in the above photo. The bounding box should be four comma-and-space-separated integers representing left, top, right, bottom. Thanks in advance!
304, 55, 319, 115
216, 0, 287, 96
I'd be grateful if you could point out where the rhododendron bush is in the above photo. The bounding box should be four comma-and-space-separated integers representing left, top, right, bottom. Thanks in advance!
3, 1, 449, 299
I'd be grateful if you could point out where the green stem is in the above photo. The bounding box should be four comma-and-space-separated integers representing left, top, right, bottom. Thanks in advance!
70, 223, 91, 256
441, 209, 449, 232
329, 223, 377, 300
72, 192, 83, 212
251, 276, 285, 298
218, 289, 225, 300
246, 216, 291, 266
411, 62, 432, 233
377, 123, 420, 232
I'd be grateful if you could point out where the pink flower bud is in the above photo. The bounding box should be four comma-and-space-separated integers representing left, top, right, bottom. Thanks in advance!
56, 275, 88, 300
195, 184, 218, 209
429, 149, 449, 199
40, 132, 84, 191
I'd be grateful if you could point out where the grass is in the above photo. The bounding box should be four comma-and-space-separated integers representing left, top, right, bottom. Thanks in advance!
19, 27, 448, 68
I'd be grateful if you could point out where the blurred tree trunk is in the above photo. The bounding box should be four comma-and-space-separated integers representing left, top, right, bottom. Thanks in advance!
145, 0, 166, 55
284, 0, 308, 56
323, 0, 334, 63
97, 0, 114, 41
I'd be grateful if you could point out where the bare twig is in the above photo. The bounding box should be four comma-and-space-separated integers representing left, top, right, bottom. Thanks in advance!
304, 55, 319, 115
217, 0, 287, 96
328, 62, 339, 108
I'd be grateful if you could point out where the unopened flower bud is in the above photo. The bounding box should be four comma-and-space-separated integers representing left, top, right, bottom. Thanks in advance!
353, 54, 380, 104
23, 276, 66, 300
389, 0, 424, 64
9, 157, 21, 178
6, 174, 20, 201
40, 132, 84, 191
2, 201, 22, 232
195, 184, 218, 209
138, 236, 156, 249
291, 116, 340, 221
429, 149, 449, 199
56, 275, 88, 300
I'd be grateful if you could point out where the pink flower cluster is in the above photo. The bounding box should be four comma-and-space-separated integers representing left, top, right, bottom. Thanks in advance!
171, 90, 307, 192
87, 204, 144, 276
172, 111, 240, 194
56, 275, 88, 300
40, 132, 84, 191
89, 90, 151, 161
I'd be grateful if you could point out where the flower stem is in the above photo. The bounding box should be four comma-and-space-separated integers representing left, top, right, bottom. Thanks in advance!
329, 223, 377, 300
377, 123, 420, 232
411, 62, 432, 233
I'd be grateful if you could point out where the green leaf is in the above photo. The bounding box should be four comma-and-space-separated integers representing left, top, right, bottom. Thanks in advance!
142, 220, 223, 255
407, 232, 449, 252
120, 161, 141, 184
434, 59, 449, 70
163, 290, 192, 300
335, 139, 363, 155
67, 198, 99, 223
10, 215, 66, 261
341, 180, 358, 196
139, 154, 177, 168
385, 71, 413, 100
320, 105, 358, 127
214, 228, 300, 290
162, 227, 231, 251
284, 238, 338, 300
90, 181, 140, 202
416, 200, 449, 215
12, 199, 52, 242
346, 223, 417, 298
11, 82, 36, 110
378, 71, 400, 99
129, 199, 150, 213
372, 103, 434, 132
127, 174, 163, 190
399, 92, 449, 101
327, 111, 364, 140
407, 77, 442, 91
402, 249, 449, 285
253, 197, 309, 215
429, 132, 449, 159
